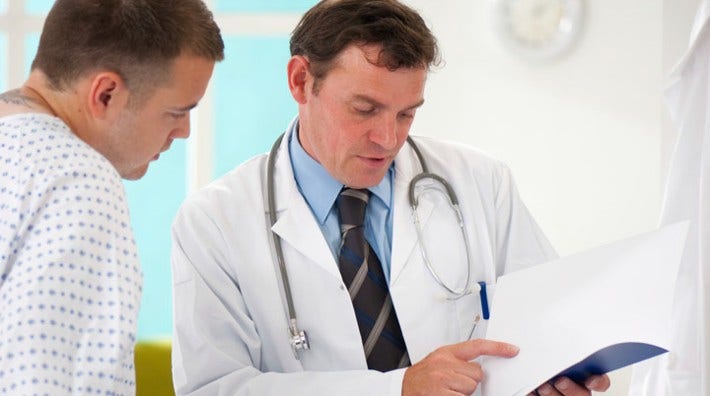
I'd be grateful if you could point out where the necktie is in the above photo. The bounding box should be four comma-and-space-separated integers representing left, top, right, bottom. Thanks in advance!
337, 188, 410, 371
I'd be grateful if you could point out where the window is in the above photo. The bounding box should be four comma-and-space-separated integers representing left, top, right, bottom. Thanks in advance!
24, 0, 51, 14
0, 0, 5, 91
125, 144, 188, 338
213, 36, 296, 177
0, 34, 6, 92
24, 33, 38, 74
215, 0, 314, 12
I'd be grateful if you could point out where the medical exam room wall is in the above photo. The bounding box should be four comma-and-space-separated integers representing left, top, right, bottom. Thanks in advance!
406, 1, 698, 393
0, 1, 695, 395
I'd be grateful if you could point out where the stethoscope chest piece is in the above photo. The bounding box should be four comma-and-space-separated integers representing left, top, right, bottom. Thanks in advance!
288, 319, 310, 357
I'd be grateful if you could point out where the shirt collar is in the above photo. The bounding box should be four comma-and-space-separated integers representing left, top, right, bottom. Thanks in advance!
288, 119, 393, 225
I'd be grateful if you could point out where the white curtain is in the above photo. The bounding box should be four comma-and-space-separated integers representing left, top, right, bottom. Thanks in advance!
630, 1, 710, 394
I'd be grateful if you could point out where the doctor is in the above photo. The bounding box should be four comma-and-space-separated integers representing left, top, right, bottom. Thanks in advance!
171, 0, 611, 395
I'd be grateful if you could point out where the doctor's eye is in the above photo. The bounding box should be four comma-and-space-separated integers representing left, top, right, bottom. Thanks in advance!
398, 111, 416, 120
353, 106, 377, 116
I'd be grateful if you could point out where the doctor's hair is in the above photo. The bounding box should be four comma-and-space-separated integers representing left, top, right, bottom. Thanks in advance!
31, 0, 224, 103
290, 0, 440, 93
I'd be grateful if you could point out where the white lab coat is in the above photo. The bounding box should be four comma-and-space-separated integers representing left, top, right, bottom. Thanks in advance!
630, 1, 710, 394
170, 124, 557, 395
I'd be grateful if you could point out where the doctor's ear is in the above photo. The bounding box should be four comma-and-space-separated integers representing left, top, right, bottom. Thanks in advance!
287, 55, 311, 104
87, 72, 129, 121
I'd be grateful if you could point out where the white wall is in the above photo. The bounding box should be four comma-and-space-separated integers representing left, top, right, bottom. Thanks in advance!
404, 1, 676, 394
407, 0, 663, 255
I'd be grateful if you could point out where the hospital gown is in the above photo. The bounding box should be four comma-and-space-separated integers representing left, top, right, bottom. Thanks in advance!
0, 114, 142, 395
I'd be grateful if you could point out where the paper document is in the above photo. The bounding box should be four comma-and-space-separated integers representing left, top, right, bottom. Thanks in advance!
481, 222, 688, 396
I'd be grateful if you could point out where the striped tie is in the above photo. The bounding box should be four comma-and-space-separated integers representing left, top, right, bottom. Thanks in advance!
337, 188, 410, 371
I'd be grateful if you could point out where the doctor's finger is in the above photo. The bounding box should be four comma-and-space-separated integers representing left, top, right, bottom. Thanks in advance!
450, 360, 484, 383
584, 374, 610, 391
450, 338, 519, 361
445, 371, 482, 395
535, 382, 563, 396
553, 377, 592, 396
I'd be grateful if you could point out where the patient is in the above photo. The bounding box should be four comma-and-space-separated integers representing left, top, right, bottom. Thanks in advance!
0, 0, 223, 394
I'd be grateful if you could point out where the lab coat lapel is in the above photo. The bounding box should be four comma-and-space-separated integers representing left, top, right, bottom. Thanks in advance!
390, 140, 435, 284
268, 131, 342, 282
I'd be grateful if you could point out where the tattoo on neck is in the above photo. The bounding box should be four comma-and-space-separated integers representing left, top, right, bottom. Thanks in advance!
0, 90, 35, 107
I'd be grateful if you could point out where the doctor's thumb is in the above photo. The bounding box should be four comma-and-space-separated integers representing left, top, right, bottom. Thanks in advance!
451, 338, 519, 361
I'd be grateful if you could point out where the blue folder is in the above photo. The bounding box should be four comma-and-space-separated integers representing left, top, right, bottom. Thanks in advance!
554, 342, 668, 384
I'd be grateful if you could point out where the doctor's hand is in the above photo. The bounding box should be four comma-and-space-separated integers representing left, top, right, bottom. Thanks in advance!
401, 338, 519, 396
528, 374, 611, 396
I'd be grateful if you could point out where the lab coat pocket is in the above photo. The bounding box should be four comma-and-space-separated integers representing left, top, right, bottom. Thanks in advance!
454, 283, 496, 341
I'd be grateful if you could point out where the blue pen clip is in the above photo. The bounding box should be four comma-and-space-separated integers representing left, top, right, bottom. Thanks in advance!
478, 281, 490, 320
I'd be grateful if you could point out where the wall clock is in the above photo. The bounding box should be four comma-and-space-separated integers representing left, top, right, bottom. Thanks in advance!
490, 0, 585, 61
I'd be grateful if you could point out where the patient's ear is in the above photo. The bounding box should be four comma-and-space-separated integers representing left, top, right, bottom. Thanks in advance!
287, 55, 311, 104
87, 72, 129, 121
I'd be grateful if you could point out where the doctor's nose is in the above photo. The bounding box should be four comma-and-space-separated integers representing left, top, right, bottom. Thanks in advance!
369, 116, 399, 150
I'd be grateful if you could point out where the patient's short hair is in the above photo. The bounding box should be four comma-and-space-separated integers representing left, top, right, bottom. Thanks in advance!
31, 0, 224, 97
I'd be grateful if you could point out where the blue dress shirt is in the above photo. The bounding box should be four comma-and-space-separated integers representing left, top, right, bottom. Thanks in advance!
288, 121, 395, 281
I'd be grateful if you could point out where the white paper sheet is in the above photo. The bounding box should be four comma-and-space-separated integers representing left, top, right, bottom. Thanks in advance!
480, 222, 689, 396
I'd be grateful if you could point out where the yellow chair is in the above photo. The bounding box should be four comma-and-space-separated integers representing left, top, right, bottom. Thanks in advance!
134, 339, 175, 396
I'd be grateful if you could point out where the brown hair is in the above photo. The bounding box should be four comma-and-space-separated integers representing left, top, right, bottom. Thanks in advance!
31, 0, 224, 96
290, 0, 440, 89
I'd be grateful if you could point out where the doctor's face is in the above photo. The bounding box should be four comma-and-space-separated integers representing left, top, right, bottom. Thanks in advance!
291, 44, 427, 189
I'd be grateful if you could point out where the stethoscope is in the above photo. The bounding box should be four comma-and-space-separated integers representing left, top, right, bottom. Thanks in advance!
266, 133, 478, 358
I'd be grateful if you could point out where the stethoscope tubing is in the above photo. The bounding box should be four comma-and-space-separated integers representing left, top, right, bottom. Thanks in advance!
266, 133, 476, 357
267, 134, 310, 354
